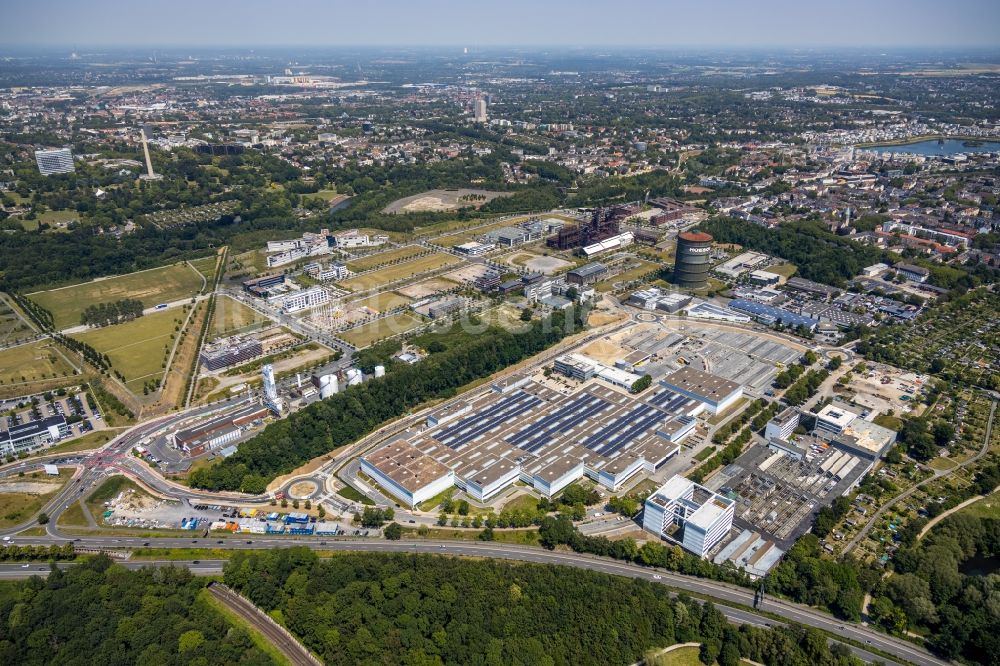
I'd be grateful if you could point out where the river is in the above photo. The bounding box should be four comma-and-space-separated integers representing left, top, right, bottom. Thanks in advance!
860, 138, 1000, 156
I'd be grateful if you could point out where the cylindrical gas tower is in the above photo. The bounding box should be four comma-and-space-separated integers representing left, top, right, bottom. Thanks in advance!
673, 231, 713, 289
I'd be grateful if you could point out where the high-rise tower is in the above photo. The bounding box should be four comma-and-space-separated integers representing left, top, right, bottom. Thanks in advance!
138, 127, 162, 181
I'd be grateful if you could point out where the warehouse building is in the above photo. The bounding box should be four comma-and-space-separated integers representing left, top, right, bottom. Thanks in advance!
659, 367, 743, 415
643, 475, 735, 558
566, 263, 608, 286
360, 442, 455, 508
728, 299, 819, 331
361, 374, 693, 504
168, 404, 269, 457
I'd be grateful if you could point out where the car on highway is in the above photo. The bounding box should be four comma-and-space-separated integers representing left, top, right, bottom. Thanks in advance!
20, 564, 29, 568
652, 575, 661, 580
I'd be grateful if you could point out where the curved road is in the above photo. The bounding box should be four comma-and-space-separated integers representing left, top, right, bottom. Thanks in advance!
844, 398, 997, 555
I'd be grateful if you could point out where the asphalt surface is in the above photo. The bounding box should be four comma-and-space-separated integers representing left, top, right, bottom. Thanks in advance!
0, 299, 948, 666
0, 535, 944, 666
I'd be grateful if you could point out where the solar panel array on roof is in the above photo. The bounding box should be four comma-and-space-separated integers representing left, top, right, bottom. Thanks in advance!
436, 391, 542, 449
648, 388, 694, 412
728, 299, 819, 329
507, 393, 610, 453
584, 404, 665, 456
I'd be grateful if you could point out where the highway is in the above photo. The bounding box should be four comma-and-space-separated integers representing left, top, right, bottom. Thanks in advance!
0, 295, 948, 665
0, 536, 944, 666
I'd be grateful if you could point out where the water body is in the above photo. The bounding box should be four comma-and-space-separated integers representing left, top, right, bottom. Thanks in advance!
960, 554, 1000, 577
861, 138, 1000, 156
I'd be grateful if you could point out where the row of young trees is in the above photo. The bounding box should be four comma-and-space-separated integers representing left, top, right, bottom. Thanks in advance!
79, 298, 144, 327
222, 547, 867, 666
190, 309, 585, 492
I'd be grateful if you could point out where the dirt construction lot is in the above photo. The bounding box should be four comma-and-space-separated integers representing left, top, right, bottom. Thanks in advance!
382, 189, 512, 214
396, 278, 458, 299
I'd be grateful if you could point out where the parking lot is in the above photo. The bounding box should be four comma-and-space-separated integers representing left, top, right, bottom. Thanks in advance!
619, 323, 802, 394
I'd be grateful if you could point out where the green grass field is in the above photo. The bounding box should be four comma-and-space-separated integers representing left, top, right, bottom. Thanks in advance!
37, 209, 80, 229
340, 312, 422, 348
337, 253, 462, 292
229, 250, 269, 276
646, 646, 702, 666
28, 263, 203, 329
0, 469, 73, 528
0, 300, 35, 345
335, 485, 375, 506
346, 245, 427, 272
188, 255, 219, 283
302, 188, 340, 202
957, 495, 1000, 520
71, 309, 181, 391
349, 291, 413, 314
0, 340, 76, 386
767, 263, 798, 278
501, 494, 541, 513
210, 296, 269, 339
44, 429, 120, 455
595, 260, 660, 292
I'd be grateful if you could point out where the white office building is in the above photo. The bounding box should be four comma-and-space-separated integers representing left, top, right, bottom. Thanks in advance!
815, 403, 858, 436
34, 148, 75, 175
642, 475, 735, 558
765, 407, 800, 441
272, 286, 330, 313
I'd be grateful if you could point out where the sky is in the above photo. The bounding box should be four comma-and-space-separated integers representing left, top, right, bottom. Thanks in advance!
3, 0, 1000, 49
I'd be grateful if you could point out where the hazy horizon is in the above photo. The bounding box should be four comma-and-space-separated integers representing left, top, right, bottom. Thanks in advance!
3, 0, 1000, 50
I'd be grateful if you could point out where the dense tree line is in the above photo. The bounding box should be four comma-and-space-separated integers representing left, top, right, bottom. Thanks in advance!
698, 218, 885, 287
0, 555, 278, 666
80, 298, 144, 327
873, 511, 1000, 664
190, 309, 584, 492
767, 534, 881, 621
0, 211, 301, 292
223, 547, 867, 666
